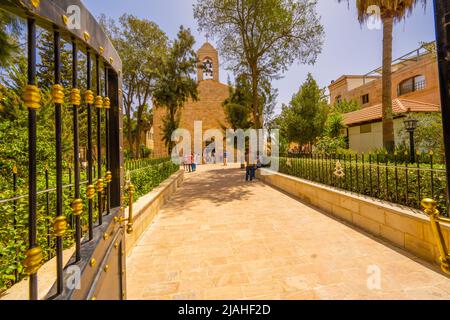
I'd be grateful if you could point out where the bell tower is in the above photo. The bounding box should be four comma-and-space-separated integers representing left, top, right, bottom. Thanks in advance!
197, 42, 219, 82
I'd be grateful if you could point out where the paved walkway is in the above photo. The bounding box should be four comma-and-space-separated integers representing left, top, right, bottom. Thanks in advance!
126, 165, 450, 300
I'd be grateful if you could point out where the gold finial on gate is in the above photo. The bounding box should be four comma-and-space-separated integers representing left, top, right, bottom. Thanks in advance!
23, 85, 41, 109
99, 47, 104, 55
70, 88, 81, 106
71, 198, 84, 216
23, 246, 43, 275
86, 184, 96, 199
96, 179, 104, 193
51, 84, 65, 104
53, 216, 68, 237
62, 15, 69, 26
12, 165, 17, 174
103, 97, 111, 109
84, 90, 94, 105
31, 0, 40, 8
94, 96, 103, 109
83, 32, 91, 42
105, 171, 112, 183
421, 198, 450, 275
422, 198, 438, 217
109, 57, 114, 64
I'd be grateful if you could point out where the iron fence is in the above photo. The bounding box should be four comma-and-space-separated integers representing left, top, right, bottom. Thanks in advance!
275, 152, 448, 215
0, 0, 124, 300
0, 157, 171, 293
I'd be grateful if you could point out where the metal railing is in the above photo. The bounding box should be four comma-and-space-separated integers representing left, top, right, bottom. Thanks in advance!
275, 152, 448, 215
0, 0, 124, 300
0, 157, 176, 293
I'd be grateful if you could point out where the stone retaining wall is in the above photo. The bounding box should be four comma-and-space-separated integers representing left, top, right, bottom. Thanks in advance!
257, 169, 450, 266
125, 170, 184, 255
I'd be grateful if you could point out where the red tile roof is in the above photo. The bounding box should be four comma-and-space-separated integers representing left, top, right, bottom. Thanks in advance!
342, 99, 440, 126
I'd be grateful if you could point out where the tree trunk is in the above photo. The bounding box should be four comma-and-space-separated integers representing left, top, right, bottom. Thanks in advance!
251, 64, 261, 129
125, 104, 133, 158
382, 15, 395, 152
135, 129, 141, 159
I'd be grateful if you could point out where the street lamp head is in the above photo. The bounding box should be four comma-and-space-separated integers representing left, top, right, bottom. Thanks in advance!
404, 117, 419, 132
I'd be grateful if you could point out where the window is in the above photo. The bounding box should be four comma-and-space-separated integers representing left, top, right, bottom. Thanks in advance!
361, 94, 369, 104
336, 95, 342, 104
360, 123, 372, 134
398, 75, 426, 96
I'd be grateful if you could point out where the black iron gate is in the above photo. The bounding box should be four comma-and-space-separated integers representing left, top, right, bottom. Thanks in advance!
0, 0, 126, 300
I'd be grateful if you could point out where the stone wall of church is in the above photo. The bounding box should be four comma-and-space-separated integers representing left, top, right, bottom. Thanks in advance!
153, 79, 230, 157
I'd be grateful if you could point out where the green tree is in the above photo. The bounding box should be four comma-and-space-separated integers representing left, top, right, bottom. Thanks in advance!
222, 75, 253, 130
37, 31, 73, 89
397, 113, 444, 159
194, 0, 324, 129
324, 112, 345, 138
278, 73, 328, 150
0, 10, 20, 67
100, 14, 168, 158
338, 0, 426, 151
153, 26, 198, 154
333, 98, 360, 114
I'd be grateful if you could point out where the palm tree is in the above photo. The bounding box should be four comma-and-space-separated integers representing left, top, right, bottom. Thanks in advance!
338, 0, 426, 151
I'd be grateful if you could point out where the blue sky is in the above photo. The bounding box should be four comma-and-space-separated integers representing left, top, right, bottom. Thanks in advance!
83, 0, 436, 113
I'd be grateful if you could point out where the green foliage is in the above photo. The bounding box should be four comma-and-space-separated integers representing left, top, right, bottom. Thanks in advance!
0, 10, 21, 68
37, 31, 82, 89
396, 113, 445, 160
278, 73, 328, 147
222, 75, 253, 130
99, 14, 168, 158
129, 160, 179, 199
315, 136, 346, 154
194, 0, 324, 128
324, 112, 345, 138
333, 98, 360, 113
153, 26, 198, 154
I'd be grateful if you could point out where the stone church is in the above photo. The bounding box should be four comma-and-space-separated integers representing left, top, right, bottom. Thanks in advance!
152, 42, 231, 157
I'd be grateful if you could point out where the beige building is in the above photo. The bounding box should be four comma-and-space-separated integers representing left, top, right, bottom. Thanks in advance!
153, 42, 231, 157
328, 43, 441, 153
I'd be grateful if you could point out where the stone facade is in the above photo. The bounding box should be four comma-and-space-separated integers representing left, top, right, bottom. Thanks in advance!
153, 43, 230, 157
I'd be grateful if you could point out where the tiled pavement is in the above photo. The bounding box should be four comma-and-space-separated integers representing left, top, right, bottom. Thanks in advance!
126, 164, 450, 300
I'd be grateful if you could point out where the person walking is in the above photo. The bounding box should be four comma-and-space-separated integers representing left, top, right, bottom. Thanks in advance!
223, 150, 228, 166
186, 153, 192, 173
183, 154, 189, 172
191, 152, 196, 172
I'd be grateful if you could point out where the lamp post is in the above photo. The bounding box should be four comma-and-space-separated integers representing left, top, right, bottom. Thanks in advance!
404, 115, 418, 164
